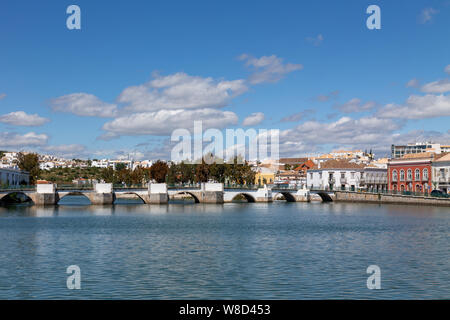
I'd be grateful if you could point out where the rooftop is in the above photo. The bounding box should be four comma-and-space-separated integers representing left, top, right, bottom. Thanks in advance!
310, 159, 365, 170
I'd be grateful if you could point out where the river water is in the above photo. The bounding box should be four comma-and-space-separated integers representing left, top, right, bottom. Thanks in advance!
0, 196, 448, 299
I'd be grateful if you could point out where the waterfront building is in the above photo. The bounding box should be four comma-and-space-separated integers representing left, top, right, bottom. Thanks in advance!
431, 153, 450, 194
361, 163, 388, 192
306, 159, 365, 191
0, 167, 29, 186
387, 152, 434, 193
274, 170, 305, 187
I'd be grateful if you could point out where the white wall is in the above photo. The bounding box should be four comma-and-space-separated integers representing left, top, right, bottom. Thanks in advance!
307, 169, 362, 190
95, 183, 113, 193
149, 183, 168, 194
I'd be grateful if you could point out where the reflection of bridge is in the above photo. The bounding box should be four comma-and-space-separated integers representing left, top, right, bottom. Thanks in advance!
0, 183, 336, 206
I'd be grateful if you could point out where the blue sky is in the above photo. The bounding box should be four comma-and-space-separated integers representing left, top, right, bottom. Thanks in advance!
0, 0, 449, 160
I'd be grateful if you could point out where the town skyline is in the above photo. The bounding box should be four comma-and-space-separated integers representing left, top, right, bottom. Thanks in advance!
1, 1, 449, 161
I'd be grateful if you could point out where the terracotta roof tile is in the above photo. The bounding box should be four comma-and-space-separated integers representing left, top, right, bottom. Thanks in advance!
310, 159, 365, 170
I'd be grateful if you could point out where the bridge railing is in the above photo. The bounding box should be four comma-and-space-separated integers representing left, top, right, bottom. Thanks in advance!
0, 185, 36, 192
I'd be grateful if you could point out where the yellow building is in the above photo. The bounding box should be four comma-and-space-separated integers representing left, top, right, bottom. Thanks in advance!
254, 167, 275, 185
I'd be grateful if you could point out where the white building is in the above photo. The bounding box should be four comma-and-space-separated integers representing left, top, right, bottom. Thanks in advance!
306, 159, 365, 191
0, 168, 29, 186
361, 164, 388, 192
391, 142, 448, 158
432, 153, 450, 194
91, 159, 109, 168
39, 161, 56, 170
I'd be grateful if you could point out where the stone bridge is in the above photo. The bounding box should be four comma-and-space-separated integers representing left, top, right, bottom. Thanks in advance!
0, 183, 336, 206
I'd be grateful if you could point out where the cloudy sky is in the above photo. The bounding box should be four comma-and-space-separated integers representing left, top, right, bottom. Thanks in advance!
0, 0, 449, 160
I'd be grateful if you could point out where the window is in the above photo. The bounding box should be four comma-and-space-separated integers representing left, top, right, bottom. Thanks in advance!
415, 169, 420, 181
407, 169, 412, 181
440, 168, 445, 178
423, 168, 429, 180
351, 172, 355, 179
341, 172, 345, 178
400, 170, 405, 181
392, 170, 398, 181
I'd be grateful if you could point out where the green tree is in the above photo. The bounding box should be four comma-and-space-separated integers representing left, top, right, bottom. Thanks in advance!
115, 162, 127, 171
195, 160, 209, 183
150, 160, 169, 183
17, 152, 40, 184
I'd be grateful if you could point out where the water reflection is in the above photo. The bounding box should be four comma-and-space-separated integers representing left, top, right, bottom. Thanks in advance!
0, 200, 449, 299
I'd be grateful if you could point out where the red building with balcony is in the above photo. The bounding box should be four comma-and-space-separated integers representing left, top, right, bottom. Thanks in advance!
388, 152, 433, 193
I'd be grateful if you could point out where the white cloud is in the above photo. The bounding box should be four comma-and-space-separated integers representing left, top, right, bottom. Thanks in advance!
0, 132, 48, 148
239, 54, 303, 84
242, 112, 265, 126
406, 78, 420, 88
421, 79, 450, 93
445, 65, 450, 75
378, 94, 450, 119
101, 108, 238, 137
276, 116, 403, 157
50, 93, 118, 117
118, 72, 248, 113
419, 8, 438, 24
0, 93, 6, 100
334, 98, 377, 113
0, 111, 49, 126
306, 34, 324, 46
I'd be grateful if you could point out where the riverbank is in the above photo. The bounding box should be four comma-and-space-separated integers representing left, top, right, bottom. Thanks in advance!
335, 190, 450, 207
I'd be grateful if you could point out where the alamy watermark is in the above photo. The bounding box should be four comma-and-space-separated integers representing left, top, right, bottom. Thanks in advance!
66, 5, 81, 30
171, 121, 279, 164
66, 265, 81, 290
366, 265, 381, 290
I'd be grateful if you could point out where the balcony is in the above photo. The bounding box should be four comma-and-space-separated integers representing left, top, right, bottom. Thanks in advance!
422, 176, 429, 181
340, 178, 347, 184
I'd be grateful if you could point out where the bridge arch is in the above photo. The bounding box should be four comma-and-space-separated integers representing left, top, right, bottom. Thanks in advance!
316, 192, 333, 202
174, 191, 200, 203
114, 192, 146, 204
231, 193, 256, 203
274, 192, 296, 202
57, 192, 92, 205
0, 191, 33, 205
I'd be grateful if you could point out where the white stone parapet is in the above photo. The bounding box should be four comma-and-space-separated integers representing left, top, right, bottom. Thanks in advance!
36, 183, 55, 194
94, 183, 113, 193
201, 183, 224, 192
295, 187, 310, 197
149, 183, 168, 194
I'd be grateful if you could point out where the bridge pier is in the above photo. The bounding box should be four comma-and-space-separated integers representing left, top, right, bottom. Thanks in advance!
294, 188, 310, 202
255, 185, 273, 202
148, 183, 169, 204
89, 183, 115, 205
199, 183, 224, 204
29, 184, 58, 206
